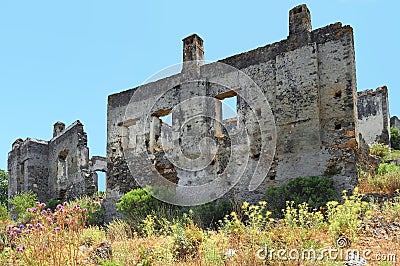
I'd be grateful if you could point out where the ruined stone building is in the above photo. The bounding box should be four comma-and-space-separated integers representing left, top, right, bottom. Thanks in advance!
8, 121, 106, 202
357, 86, 391, 146
8, 5, 398, 216
391, 116, 400, 131
104, 4, 360, 214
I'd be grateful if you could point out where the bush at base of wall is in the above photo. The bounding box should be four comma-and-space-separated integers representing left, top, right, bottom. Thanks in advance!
264, 176, 338, 218
391, 126, 400, 150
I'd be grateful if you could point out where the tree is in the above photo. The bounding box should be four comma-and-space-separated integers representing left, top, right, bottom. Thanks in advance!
9, 191, 37, 223
0, 170, 8, 205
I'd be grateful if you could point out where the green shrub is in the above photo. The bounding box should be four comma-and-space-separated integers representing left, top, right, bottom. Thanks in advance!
264, 176, 338, 218
116, 187, 182, 232
377, 163, 400, 175
0, 170, 8, 205
0, 203, 9, 221
45, 198, 63, 211
69, 196, 105, 226
391, 126, 400, 150
188, 199, 233, 229
370, 142, 391, 160
116, 187, 156, 218
8, 191, 38, 222
116, 187, 159, 230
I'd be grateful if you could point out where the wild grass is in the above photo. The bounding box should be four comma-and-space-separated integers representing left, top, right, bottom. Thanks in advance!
359, 170, 400, 194
1, 183, 400, 265
391, 149, 400, 160
359, 147, 400, 194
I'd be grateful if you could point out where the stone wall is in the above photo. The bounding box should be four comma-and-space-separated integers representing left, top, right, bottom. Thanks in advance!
105, 4, 359, 219
47, 121, 93, 199
8, 121, 103, 202
391, 116, 400, 131
357, 86, 390, 145
8, 138, 49, 201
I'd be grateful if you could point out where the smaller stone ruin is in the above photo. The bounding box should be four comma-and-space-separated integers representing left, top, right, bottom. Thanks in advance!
8, 121, 107, 202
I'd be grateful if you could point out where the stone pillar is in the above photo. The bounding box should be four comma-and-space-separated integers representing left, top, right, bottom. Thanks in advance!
149, 116, 160, 153
214, 98, 223, 137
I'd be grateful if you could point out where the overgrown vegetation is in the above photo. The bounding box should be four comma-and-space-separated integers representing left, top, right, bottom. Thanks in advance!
391, 126, 400, 150
0, 185, 398, 265
264, 176, 338, 217
46, 198, 63, 211
8, 191, 38, 223
116, 187, 182, 233
378, 163, 400, 175
69, 195, 105, 226
359, 144, 400, 194
0, 170, 8, 206
185, 199, 233, 229
326, 188, 371, 242
116, 187, 233, 231
369, 141, 400, 162
1, 163, 400, 265
370, 142, 391, 161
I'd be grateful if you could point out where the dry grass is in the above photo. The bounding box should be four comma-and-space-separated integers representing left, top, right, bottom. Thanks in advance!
106, 219, 133, 241
359, 173, 399, 194
103, 195, 400, 266
106, 218, 400, 266
391, 150, 400, 160
2, 189, 400, 265
359, 170, 400, 194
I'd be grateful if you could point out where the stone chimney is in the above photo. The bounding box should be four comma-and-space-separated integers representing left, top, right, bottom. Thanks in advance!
12, 138, 23, 150
182, 34, 204, 72
53, 121, 65, 138
289, 4, 312, 35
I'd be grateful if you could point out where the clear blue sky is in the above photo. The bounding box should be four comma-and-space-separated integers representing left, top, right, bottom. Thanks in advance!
1, 1, 399, 191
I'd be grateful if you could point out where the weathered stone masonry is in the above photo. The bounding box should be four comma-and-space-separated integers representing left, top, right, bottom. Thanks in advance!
8, 121, 106, 202
105, 4, 359, 217
357, 86, 390, 146
10, 4, 399, 220
391, 116, 400, 131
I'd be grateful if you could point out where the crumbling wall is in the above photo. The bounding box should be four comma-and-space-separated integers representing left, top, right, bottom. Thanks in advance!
90, 156, 107, 172
391, 116, 400, 131
8, 138, 49, 202
357, 86, 390, 145
8, 121, 100, 202
47, 121, 95, 200
105, 4, 359, 219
